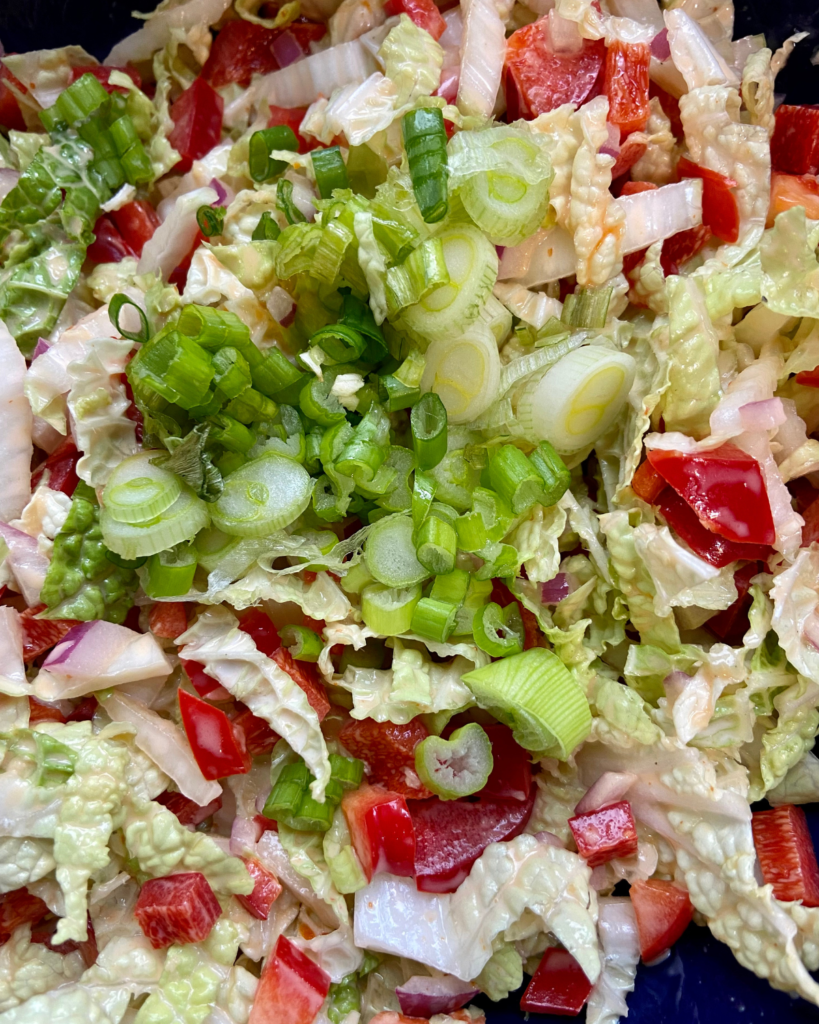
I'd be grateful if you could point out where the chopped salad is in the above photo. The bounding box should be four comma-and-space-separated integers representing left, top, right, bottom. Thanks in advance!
1, 0, 819, 1020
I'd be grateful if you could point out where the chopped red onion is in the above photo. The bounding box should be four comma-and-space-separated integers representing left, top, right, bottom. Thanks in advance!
547, 9, 584, 54
272, 30, 307, 68
575, 771, 637, 815
435, 67, 460, 103
231, 815, 264, 857
663, 669, 691, 706
396, 976, 480, 1017
651, 28, 671, 61
541, 572, 571, 604
209, 177, 228, 206
534, 830, 566, 849
738, 398, 787, 433
601, 121, 621, 159
803, 612, 819, 653
45, 621, 95, 666
31, 338, 51, 361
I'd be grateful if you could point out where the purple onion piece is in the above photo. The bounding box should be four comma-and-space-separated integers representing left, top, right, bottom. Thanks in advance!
651, 28, 671, 62
541, 572, 570, 604
42, 620, 96, 667
574, 771, 637, 816
271, 30, 307, 69
209, 178, 228, 206
31, 337, 51, 360
396, 976, 480, 1018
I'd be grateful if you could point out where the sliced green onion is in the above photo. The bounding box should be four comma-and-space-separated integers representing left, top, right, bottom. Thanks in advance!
341, 561, 375, 595
225, 388, 279, 424
410, 597, 458, 642
429, 568, 470, 606
462, 648, 592, 757
277, 179, 306, 224
100, 485, 210, 560
197, 204, 226, 238
178, 305, 251, 351
104, 549, 146, 570
379, 375, 420, 412
256, 349, 304, 398
104, 451, 182, 525
252, 211, 281, 241
456, 510, 487, 552
474, 541, 518, 581
419, 320, 500, 425
51, 72, 108, 126
386, 237, 450, 318
108, 114, 140, 155
263, 761, 344, 831
280, 624, 322, 662
212, 347, 252, 399
529, 441, 570, 507
347, 143, 388, 199
561, 286, 612, 329
453, 575, 493, 635
336, 404, 390, 485
249, 126, 299, 182
471, 487, 515, 542
365, 514, 429, 588
120, 141, 153, 185
312, 324, 366, 363
411, 392, 448, 472
415, 515, 457, 576
109, 293, 149, 344
515, 347, 637, 453
129, 329, 215, 410
299, 375, 346, 427
330, 753, 365, 791
312, 146, 350, 199
375, 445, 416, 512
212, 453, 313, 537
217, 451, 246, 476
209, 414, 256, 454
488, 444, 545, 515
412, 471, 437, 531
473, 601, 524, 657
415, 723, 493, 799
143, 543, 197, 598
402, 107, 448, 224
361, 582, 421, 635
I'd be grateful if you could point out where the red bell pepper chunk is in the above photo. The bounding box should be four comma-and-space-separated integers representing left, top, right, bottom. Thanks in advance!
87, 214, 136, 264
33, 438, 81, 496
181, 659, 231, 701
796, 368, 819, 388
0, 64, 26, 132
771, 104, 819, 176
148, 601, 188, 640
33, 912, 98, 967
660, 223, 712, 276
752, 804, 819, 906
789, 477, 819, 515
178, 689, 251, 780
677, 155, 739, 244
339, 717, 432, 799
657, 487, 772, 569
504, 22, 605, 119
237, 858, 283, 919
0, 888, 49, 943
767, 172, 819, 228
271, 647, 330, 720
802, 494, 819, 547
267, 105, 320, 154
611, 134, 648, 180
707, 561, 759, 644
648, 444, 775, 545
620, 181, 657, 197
342, 784, 416, 880
520, 947, 593, 1016
20, 606, 80, 663
630, 879, 693, 962
110, 200, 161, 258
410, 786, 535, 893
384, 0, 446, 38
202, 20, 280, 87
479, 724, 532, 801
69, 65, 142, 93
604, 41, 650, 136
155, 790, 223, 827
168, 77, 224, 174
66, 696, 99, 722
27, 696, 68, 725
569, 800, 639, 867
249, 934, 331, 1024
168, 229, 205, 292
135, 872, 222, 949
233, 704, 280, 756
631, 459, 667, 504
239, 608, 281, 658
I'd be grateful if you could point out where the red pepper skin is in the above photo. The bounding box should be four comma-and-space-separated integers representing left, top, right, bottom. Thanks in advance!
110, 200, 160, 257
339, 718, 432, 799
504, 25, 605, 119
34, 439, 81, 496
87, 215, 137, 264
168, 77, 224, 174
20, 606, 80, 663
410, 787, 535, 893
656, 487, 772, 569
135, 872, 222, 949
233, 705, 280, 756
631, 459, 667, 504
771, 104, 819, 176
677, 156, 740, 244
707, 561, 759, 645
752, 805, 819, 906
202, 19, 280, 86
611, 133, 648, 179
249, 935, 331, 1024
569, 800, 639, 867
148, 601, 188, 640
180, 659, 231, 702
478, 724, 532, 802
659, 223, 712, 276
237, 858, 282, 919
0, 888, 49, 943
239, 608, 281, 658
648, 444, 775, 545
178, 689, 251, 780
341, 784, 416, 880
520, 947, 593, 1016
155, 790, 222, 827
34, 912, 98, 967
630, 879, 693, 962
267, 105, 321, 154
384, 0, 446, 38
66, 696, 98, 722
0, 64, 26, 132
168, 228, 205, 291
796, 368, 819, 388
271, 647, 331, 721
604, 41, 650, 136
69, 65, 141, 93
27, 697, 67, 725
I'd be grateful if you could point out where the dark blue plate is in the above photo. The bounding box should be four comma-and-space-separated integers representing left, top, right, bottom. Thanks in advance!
2, 0, 819, 1020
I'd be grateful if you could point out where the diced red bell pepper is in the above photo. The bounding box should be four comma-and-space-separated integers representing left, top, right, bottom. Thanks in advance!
69, 65, 142, 93
255, 813, 278, 834
504, 23, 605, 119
271, 647, 330, 721
135, 872, 222, 949
202, 20, 280, 87
237, 858, 283, 919
620, 181, 657, 197
384, 0, 446, 38
657, 487, 773, 569
520, 947, 593, 1016
611, 134, 648, 180
181, 659, 231, 701
178, 689, 252, 780
168, 229, 205, 292
341, 784, 416, 880
648, 444, 775, 545
168, 77, 224, 175
0, 888, 49, 943
767, 172, 819, 228
752, 804, 819, 906
20, 606, 80, 663
790, 477, 819, 515
410, 787, 535, 893
479, 724, 532, 801
0, 63, 26, 132
802, 494, 819, 547
569, 800, 639, 867
707, 561, 759, 645
31, 438, 80, 496
659, 223, 712, 277
677, 156, 739, 244
771, 104, 819, 176
233, 705, 280, 756
155, 790, 223, 827
34, 912, 98, 967
28, 696, 68, 724
630, 879, 693, 962
110, 201, 161, 258
267, 105, 320, 154
66, 696, 98, 722
239, 608, 281, 658
339, 718, 432, 799
148, 601, 188, 640
87, 215, 136, 264
631, 459, 667, 504
605, 41, 650, 136
796, 368, 819, 388
249, 934, 331, 1024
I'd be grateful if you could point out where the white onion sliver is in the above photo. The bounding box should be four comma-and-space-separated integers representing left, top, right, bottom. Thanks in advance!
617, 179, 703, 255
457, 0, 506, 119
575, 772, 638, 815
0, 320, 33, 523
